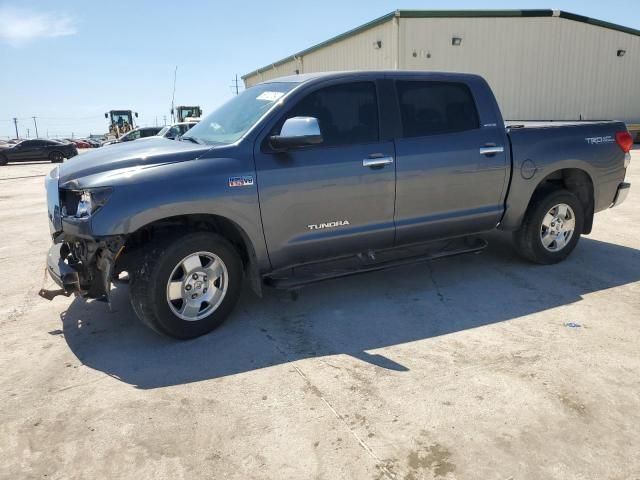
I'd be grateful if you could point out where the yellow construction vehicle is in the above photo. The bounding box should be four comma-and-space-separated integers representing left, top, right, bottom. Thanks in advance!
105, 110, 139, 139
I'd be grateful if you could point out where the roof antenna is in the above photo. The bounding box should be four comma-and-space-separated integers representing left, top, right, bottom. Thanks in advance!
170, 66, 178, 123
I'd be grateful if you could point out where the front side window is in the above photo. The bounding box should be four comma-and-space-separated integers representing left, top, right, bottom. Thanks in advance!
281, 82, 379, 147
396, 81, 479, 138
184, 82, 299, 145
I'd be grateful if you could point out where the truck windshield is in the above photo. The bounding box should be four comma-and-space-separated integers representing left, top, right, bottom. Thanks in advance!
182, 82, 298, 145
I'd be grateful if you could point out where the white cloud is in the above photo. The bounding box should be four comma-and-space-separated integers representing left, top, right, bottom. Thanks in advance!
0, 6, 77, 47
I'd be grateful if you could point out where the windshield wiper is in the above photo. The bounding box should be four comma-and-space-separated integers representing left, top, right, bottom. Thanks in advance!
180, 136, 201, 144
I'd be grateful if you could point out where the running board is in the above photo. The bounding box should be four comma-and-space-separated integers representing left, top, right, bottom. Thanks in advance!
264, 237, 488, 290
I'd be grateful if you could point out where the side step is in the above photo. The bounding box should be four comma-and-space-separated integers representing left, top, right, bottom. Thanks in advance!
264, 236, 488, 290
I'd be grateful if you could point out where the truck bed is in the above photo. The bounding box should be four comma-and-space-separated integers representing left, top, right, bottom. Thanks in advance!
501, 119, 629, 230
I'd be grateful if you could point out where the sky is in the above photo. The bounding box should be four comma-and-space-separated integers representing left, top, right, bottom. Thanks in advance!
0, 0, 638, 139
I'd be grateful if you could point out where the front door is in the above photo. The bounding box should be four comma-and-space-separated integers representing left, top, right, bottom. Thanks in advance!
255, 81, 396, 269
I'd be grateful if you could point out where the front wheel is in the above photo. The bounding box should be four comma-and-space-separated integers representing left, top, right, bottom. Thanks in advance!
129, 232, 243, 339
0, 154, 7, 166
513, 189, 584, 264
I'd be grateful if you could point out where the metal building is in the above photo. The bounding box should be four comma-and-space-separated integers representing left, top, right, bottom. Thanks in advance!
242, 10, 640, 124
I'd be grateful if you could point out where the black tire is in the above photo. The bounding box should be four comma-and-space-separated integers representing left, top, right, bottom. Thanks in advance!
0, 154, 7, 166
514, 188, 584, 264
129, 232, 243, 339
49, 151, 64, 163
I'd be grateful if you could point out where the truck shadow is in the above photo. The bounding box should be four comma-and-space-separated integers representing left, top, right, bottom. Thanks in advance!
60, 233, 640, 389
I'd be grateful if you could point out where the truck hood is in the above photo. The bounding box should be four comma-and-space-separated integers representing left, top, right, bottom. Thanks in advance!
57, 137, 210, 184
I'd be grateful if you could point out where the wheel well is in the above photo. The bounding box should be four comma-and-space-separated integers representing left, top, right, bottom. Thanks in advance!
118, 214, 262, 296
531, 168, 594, 234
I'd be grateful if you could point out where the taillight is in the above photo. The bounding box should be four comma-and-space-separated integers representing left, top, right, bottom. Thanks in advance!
615, 131, 633, 153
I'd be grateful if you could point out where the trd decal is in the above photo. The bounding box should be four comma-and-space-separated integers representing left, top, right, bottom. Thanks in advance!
229, 176, 254, 187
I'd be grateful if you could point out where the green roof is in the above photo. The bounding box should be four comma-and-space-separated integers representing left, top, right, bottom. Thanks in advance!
242, 9, 640, 80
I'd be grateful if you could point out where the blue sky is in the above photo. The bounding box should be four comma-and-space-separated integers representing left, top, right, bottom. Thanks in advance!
0, 0, 638, 139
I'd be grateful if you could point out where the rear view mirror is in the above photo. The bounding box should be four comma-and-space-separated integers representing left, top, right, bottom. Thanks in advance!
269, 116, 323, 150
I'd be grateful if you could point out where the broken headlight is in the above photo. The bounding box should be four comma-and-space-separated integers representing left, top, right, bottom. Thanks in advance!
61, 187, 113, 218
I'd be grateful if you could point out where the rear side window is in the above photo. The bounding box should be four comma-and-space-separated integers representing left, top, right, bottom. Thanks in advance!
282, 82, 379, 146
396, 81, 479, 138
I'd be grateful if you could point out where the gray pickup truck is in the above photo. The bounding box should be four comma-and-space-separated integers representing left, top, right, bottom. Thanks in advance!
42, 71, 632, 339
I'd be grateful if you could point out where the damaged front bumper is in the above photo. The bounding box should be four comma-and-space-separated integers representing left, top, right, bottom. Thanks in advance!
40, 233, 124, 302
41, 166, 124, 302
41, 243, 80, 299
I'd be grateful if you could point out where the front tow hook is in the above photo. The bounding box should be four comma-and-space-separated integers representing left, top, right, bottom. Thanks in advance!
38, 287, 73, 301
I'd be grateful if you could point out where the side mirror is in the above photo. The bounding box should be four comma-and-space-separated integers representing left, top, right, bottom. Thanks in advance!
135, 112, 139, 118
269, 116, 323, 150
104, 113, 108, 119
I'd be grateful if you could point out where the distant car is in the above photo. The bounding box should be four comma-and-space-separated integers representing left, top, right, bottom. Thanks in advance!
65, 139, 91, 149
103, 127, 162, 146
80, 138, 101, 148
156, 122, 198, 140
0, 139, 77, 165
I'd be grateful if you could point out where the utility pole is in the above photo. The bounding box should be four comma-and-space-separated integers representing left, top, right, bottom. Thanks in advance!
27, 128, 30, 138
163, 115, 167, 126
32, 116, 39, 138
12, 117, 18, 138
231, 74, 241, 95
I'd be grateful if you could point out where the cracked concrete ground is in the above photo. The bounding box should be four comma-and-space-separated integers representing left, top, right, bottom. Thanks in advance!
1, 149, 639, 479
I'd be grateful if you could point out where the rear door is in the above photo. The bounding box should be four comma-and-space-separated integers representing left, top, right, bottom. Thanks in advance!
393, 79, 509, 244
255, 80, 396, 269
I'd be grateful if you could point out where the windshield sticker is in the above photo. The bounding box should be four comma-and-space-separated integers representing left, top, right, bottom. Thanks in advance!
256, 91, 284, 102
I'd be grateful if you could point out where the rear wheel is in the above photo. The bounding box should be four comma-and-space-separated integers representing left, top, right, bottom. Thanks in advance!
129, 232, 243, 339
514, 189, 584, 264
49, 151, 64, 163
0, 154, 7, 166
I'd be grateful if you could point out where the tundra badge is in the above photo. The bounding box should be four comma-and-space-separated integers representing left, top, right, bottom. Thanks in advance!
308, 220, 350, 230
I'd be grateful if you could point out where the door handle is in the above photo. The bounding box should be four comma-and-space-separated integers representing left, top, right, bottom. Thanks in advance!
363, 156, 394, 168
479, 145, 505, 156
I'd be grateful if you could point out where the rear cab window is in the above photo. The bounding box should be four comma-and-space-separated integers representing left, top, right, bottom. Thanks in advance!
396, 81, 480, 138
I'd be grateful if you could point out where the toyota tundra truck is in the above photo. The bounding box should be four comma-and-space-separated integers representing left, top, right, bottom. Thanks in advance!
41, 71, 633, 339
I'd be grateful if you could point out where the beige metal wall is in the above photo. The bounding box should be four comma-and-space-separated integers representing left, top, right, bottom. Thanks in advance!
244, 21, 397, 87
302, 21, 397, 74
243, 15, 640, 122
244, 57, 301, 86
399, 16, 640, 122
